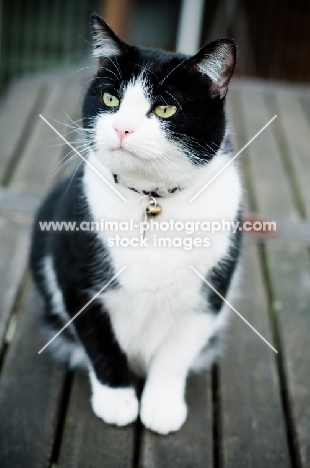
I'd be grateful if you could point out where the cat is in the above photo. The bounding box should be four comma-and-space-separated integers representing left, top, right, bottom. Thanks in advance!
30, 13, 242, 435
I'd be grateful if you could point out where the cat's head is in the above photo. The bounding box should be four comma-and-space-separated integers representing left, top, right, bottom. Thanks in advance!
83, 13, 236, 193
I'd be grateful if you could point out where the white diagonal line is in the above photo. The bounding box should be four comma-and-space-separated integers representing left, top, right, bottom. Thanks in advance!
190, 266, 278, 353
189, 115, 277, 202
38, 266, 127, 354
39, 114, 128, 202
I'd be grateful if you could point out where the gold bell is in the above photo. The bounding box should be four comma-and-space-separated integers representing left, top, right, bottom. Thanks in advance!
146, 203, 162, 218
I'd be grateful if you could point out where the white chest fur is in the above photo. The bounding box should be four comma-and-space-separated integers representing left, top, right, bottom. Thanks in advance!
83, 152, 241, 373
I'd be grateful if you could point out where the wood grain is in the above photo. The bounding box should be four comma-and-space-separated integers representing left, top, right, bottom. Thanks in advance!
58, 369, 136, 468
0, 285, 67, 468
237, 87, 310, 467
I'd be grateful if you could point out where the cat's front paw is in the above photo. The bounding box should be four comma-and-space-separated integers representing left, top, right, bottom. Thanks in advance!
91, 385, 139, 427
140, 387, 187, 435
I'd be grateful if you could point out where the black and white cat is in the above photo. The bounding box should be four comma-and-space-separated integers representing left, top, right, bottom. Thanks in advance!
30, 14, 242, 434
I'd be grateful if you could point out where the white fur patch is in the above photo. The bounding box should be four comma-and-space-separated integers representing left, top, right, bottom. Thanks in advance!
43, 255, 66, 317
139, 311, 228, 434
42, 255, 88, 367
84, 147, 241, 379
89, 370, 139, 426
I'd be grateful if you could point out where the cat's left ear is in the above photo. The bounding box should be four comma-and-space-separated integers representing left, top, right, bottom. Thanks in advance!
187, 39, 236, 99
90, 13, 128, 59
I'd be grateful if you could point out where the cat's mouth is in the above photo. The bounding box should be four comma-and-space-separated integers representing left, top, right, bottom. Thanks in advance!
116, 147, 134, 156
112, 145, 144, 160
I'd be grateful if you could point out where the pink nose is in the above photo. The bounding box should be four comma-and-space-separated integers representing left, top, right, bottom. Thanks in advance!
114, 126, 134, 142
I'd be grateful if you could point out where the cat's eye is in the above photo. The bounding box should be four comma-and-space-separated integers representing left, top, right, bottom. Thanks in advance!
102, 92, 120, 107
154, 105, 177, 119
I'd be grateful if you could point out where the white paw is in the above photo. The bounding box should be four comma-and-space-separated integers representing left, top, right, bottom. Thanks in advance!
91, 384, 139, 427
140, 387, 187, 435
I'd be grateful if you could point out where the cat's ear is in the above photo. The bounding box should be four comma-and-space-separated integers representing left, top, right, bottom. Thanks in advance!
90, 13, 127, 58
187, 39, 236, 99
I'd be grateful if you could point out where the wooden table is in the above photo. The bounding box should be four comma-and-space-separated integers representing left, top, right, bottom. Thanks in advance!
0, 69, 309, 467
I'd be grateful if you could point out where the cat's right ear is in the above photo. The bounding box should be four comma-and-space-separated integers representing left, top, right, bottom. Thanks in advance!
90, 13, 127, 59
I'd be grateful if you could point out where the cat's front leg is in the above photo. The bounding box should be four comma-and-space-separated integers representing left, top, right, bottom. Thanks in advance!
140, 314, 216, 434
140, 369, 188, 435
64, 291, 139, 427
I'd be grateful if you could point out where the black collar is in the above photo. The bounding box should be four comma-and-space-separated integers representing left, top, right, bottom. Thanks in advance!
113, 174, 182, 198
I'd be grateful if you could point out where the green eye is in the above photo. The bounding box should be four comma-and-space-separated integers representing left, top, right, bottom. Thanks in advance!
102, 92, 119, 107
154, 105, 177, 118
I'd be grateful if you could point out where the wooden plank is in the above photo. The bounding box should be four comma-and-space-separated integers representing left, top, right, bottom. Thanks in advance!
233, 88, 297, 218
0, 78, 45, 183
237, 87, 310, 467
220, 241, 291, 467
0, 217, 30, 353
219, 90, 293, 467
0, 188, 41, 217
10, 78, 82, 192
274, 90, 310, 218
140, 372, 213, 467
58, 369, 135, 468
0, 73, 81, 353
265, 237, 310, 467
231, 78, 310, 96
2, 70, 308, 466
0, 284, 67, 468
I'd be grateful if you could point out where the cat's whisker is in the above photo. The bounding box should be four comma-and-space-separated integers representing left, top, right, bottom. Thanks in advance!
44, 118, 86, 140
65, 66, 93, 78
150, 157, 181, 193
158, 155, 193, 188
163, 90, 184, 115
99, 66, 119, 81
160, 154, 195, 184
60, 111, 85, 125
173, 131, 220, 153
158, 56, 189, 88
170, 146, 206, 166
63, 160, 84, 195
62, 141, 90, 158
49, 154, 79, 183
98, 54, 122, 79
48, 112, 83, 127
44, 117, 79, 131
52, 138, 90, 181
54, 143, 89, 169
46, 131, 88, 148
109, 56, 122, 79
55, 149, 78, 167
168, 132, 221, 162
83, 75, 116, 86
147, 158, 168, 194
72, 138, 89, 143
74, 27, 92, 47
128, 62, 159, 79
171, 130, 222, 151
157, 94, 169, 106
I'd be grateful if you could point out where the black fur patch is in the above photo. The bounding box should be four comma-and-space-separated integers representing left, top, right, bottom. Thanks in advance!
30, 166, 130, 387
204, 210, 242, 314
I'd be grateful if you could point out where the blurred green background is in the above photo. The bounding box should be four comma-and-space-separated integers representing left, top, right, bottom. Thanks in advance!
1, 0, 310, 96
